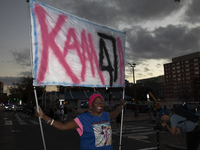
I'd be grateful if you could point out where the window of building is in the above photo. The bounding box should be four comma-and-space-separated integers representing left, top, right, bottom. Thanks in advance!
185, 64, 189, 67
177, 70, 180, 73
172, 71, 175, 74
177, 74, 181, 77
173, 75, 176, 78
176, 62, 180, 65
194, 67, 199, 70
194, 63, 198, 66
185, 60, 189, 63
177, 66, 180, 69
186, 77, 190, 80
195, 71, 199, 74
186, 68, 190, 71
194, 58, 198, 62
177, 78, 181, 81
186, 73, 190, 76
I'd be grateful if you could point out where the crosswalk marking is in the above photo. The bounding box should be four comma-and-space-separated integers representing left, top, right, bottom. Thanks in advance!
19, 120, 27, 125
5, 120, 13, 125
131, 128, 153, 133
30, 120, 39, 125
112, 122, 156, 143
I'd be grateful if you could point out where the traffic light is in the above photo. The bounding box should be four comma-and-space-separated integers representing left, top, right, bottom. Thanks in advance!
14, 98, 16, 100
17, 99, 19, 101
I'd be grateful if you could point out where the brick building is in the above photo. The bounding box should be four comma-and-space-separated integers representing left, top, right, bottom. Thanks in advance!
164, 52, 200, 102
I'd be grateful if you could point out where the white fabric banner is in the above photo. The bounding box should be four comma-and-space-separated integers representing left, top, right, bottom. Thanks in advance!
30, 0, 125, 87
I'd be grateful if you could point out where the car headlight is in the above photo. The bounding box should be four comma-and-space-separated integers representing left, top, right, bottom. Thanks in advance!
5, 106, 8, 108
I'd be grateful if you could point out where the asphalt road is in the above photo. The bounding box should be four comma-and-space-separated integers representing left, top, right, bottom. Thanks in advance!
0, 107, 194, 150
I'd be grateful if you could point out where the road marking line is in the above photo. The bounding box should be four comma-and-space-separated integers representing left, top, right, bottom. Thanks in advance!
131, 128, 153, 132
137, 147, 157, 150
15, 114, 27, 125
5, 120, 13, 125
30, 120, 39, 124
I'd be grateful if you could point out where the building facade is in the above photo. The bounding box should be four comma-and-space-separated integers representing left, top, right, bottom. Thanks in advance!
136, 75, 165, 100
164, 52, 200, 102
0, 82, 3, 94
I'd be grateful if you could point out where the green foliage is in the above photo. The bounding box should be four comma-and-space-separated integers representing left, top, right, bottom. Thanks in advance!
8, 76, 44, 105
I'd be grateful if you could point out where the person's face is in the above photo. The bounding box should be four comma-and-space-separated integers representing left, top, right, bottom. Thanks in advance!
91, 97, 104, 115
161, 114, 168, 122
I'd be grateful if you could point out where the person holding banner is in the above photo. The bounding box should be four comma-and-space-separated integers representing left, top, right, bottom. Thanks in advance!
36, 93, 125, 150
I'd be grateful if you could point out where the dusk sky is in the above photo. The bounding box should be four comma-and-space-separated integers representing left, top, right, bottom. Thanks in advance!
0, 0, 200, 93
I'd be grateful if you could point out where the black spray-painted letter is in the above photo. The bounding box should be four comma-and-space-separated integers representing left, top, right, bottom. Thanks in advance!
98, 33, 118, 87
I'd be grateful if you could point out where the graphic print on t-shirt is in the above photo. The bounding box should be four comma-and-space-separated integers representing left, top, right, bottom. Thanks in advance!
92, 120, 112, 147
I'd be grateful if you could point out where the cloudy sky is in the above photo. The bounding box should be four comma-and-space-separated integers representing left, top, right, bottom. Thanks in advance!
0, 0, 200, 92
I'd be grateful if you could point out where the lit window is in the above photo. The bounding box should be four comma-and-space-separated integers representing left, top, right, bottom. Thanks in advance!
194, 58, 198, 62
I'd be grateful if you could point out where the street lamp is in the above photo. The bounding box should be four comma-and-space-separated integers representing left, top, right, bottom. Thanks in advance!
128, 63, 138, 117
128, 63, 136, 84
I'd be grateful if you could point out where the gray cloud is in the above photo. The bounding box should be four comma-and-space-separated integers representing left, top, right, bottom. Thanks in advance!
0, 76, 19, 86
126, 25, 200, 65
12, 48, 31, 67
183, 1, 200, 24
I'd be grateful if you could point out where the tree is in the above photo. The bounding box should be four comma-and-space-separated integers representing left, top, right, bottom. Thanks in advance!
8, 76, 43, 107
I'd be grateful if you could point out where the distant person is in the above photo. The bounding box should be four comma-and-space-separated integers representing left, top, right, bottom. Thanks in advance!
153, 107, 157, 119
164, 105, 167, 110
54, 107, 61, 120
36, 93, 125, 150
13, 105, 17, 115
64, 105, 68, 119
49, 106, 54, 118
145, 106, 150, 117
116, 104, 121, 132
159, 110, 200, 150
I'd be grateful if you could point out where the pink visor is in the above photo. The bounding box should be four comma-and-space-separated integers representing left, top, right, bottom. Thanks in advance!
89, 94, 105, 107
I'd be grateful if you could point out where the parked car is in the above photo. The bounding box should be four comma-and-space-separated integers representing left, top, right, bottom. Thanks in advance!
17, 105, 25, 111
4, 104, 14, 111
